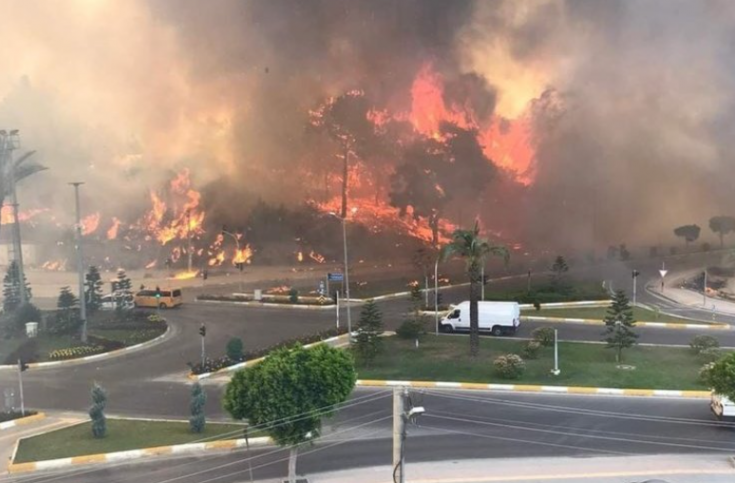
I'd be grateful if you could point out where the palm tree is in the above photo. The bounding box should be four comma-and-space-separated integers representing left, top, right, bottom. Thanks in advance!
440, 221, 509, 356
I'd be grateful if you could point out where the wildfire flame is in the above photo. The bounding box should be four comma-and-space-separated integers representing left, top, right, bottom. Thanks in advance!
107, 217, 121, 240
233, 245, 253, 266
41, 259, 66, 271
0, 207, 48, 225
297, 251, 304, 262
145, 260, 157, 269
172, 270, 198, 280
309, 250, 325, 263
81, 212, 101, 236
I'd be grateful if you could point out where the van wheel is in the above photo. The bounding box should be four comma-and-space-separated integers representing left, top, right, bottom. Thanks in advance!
441, 324, 453, 334
491, 326, 503, 337
159, 303, 167, 309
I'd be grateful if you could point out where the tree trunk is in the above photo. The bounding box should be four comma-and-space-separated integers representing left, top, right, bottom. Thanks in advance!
341, 143, 349, 219
469, 261, 481, 357
429, 212, 439, 248
288, 446, 298, 483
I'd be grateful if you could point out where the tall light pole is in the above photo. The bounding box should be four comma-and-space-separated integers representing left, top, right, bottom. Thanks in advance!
434, 257, 440, 335
186, 209, 193, 273
70, 182, 88, 343
330, 209, 355, 338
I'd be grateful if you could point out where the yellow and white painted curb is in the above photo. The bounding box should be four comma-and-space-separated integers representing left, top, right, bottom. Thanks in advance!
523, 315, 730, 330
0, 412, 45, 431
518, 300, 612, 309
0, 324, 172, 372
7, 435, 272, 474
356, 380, 710, 399
189, 333, 351, 381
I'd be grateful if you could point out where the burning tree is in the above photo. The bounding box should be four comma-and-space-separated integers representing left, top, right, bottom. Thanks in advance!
309, 90, 378, 218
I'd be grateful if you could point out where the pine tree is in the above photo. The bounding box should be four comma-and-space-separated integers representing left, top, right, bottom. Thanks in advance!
85, 266, 104, 313
189, 382, 207, 433
89, 384, 107, 438
602, 290, 638, 363
51, 287, 81, 336
115, 269, 132, 292
2, 261, 31, 313
549, 255, 570, 292
354, 299, 383, 364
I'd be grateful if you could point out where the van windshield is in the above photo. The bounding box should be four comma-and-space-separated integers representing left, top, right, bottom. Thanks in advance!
448, 309, 460, 319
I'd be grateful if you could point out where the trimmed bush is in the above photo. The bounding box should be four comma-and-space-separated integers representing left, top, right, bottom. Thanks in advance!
531, 327, 555, 347
49, 345, 105, 361
699, 347, 723, 363
690, 335, 719, 354
288, 288, 299, 303
226, 337, 244, 361
493, 354, 526, 379
522, 340, 542, 359
395, 318, 427, 340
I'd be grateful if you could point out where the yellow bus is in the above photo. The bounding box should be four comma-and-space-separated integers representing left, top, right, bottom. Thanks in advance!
134, 288, 183, 309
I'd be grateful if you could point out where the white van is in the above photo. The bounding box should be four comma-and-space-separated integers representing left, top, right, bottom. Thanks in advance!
440, 301, 520, 336
711, 393, 735, 422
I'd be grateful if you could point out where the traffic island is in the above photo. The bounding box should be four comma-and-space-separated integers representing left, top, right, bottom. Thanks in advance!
354, 335, 721, 391
10, 418, 265, 473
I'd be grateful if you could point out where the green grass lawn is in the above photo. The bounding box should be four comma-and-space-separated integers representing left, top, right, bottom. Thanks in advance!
522, 306, 698, 324
356, 335, 715, 390
14, 419, 250, 463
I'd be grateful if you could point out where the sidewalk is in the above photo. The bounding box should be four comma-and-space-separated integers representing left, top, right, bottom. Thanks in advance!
648, 269, 735, 316
302, 454, 735, 483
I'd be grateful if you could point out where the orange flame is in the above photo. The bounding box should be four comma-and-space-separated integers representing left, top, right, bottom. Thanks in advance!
41, 259, 66, 271
297, 251, 304, 262
145, 260, 157, 269
1, 207, 48, 225
107, 217, 121, 240
233, 245, 253, 266
172, 270, 198, 280
81, 212, 101, 236
309, 250, 325, 263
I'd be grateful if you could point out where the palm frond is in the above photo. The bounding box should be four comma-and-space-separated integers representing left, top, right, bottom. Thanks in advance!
14, 162, 48, 185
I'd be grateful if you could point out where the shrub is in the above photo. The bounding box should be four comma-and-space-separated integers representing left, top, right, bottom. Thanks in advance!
531, 327, 555, 347
699, 347, 723, 363
226, 338, 244, 361
189, 383, 206, 433
147, 313, 166, 324
3, 339, 38, 365
493, 354, 526, 379
89, 384, 107, 438
690, 335, 719, 354
288, 288, 299, 303
395, 318, 427, 340
533, 301, 541, 311
699, 362, 716, 384
9, 303, 43, 335
522, 340, 542, 359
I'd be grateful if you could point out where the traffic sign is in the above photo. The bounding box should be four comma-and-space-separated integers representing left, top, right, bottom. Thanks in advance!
318, 280, 325, 295
328, 272, 344, 282
659, 269, 668, 278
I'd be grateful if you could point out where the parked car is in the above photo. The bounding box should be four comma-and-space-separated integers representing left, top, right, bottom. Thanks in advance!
134, 288, 183, 309
100, 291, 135, 311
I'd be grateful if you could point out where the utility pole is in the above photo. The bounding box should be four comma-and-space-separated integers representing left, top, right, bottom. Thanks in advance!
552, 329, 560, 376
434, 258, 439, 335
527, 269, 532, 294
335, 290, 340, 329
481, 265, 485, 301
392, 387, 406, 483
70, 182, 88, 343
17, 359, 27, 416
631, 270, 640, 307
187, 209, 193, 273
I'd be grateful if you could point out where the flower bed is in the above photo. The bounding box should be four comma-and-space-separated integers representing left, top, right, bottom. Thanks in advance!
188, 326, 348, 375
49, 345, 106, 361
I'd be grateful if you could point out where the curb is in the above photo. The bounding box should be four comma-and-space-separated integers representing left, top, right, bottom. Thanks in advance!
196, 299, 338, 310
355, 380, 711, 399
0, 412, 45, 432
8, 436, 272, 474
0, 324, 172, 372
518, 300, 611, 309
522, 316, 730, 330
189, 333, 351, 381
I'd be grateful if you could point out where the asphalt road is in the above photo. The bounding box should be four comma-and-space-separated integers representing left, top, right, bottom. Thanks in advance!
4, 388, 733, 483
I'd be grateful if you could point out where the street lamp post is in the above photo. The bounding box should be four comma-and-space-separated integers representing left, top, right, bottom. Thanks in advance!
70, 182, 88, 343
434, 257, 439, 335
221, 227, 243, 292
329, 209, 354, 339
1, 130, 28, 305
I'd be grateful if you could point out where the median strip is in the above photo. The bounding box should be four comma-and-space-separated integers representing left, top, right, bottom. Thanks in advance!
7, 436, 271, 474
0, 412, 45, 431
523, 315, 730, 330
355, 380, 710, 399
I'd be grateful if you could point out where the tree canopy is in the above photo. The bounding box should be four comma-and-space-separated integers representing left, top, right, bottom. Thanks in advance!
673, 224, 701, 245
709, 216, 735, 247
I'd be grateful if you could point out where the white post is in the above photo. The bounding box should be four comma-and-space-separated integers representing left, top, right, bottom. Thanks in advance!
336, 290, 340, 329
434, 259, 439, 335
342, 217, 352, 339
552, 330, 560, 376
424, 275, 429, 308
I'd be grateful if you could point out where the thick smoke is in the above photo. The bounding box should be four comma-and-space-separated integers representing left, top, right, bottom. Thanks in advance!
2, 0, 735, 252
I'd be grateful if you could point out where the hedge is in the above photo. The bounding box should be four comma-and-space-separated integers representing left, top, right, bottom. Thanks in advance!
187, 326, 348, 375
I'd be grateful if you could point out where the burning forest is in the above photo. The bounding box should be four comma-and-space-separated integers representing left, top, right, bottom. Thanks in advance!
2, 0, 735, 271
